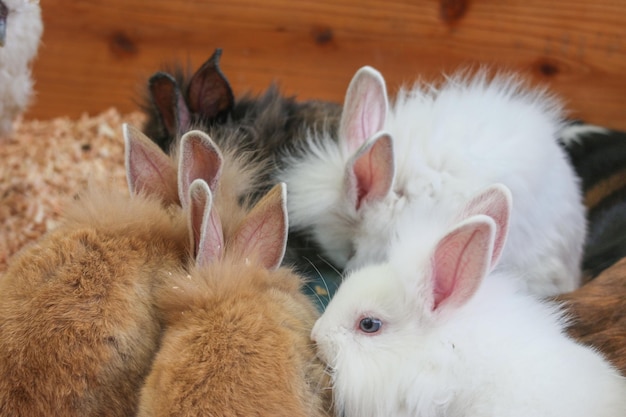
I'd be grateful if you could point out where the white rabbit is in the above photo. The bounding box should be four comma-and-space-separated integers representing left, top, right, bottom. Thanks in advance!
311, 185, 626, 417
0, 0, 42, 137
277, 66, 585, 297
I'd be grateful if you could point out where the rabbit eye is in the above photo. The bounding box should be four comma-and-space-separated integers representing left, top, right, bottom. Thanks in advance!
359, 317, 382, 334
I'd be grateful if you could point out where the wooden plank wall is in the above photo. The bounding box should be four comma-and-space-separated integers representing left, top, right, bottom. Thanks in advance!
26, 0, 626, 130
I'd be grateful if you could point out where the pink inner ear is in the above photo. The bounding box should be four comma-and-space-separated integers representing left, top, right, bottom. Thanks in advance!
231, 184, 287, 270
178, 131, 223, 209
460, 184, 512, 268
340, 66, 388, 153
348, 132, 394, 209
124, 124, 178, 203
431, 218, 494, 311
189, 179, 224, 267
197, 209, 224, 267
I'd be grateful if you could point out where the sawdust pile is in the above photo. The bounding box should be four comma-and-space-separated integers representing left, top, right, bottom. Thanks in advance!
0, 109, 146, 273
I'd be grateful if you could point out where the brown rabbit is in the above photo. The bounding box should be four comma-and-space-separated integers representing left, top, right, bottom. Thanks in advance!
137, 179, 332, 417
556, 255, 626, 376
0, 123, 237, 416
556, 124, 626, 375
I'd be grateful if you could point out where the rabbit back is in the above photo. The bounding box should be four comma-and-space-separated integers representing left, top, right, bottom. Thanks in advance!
382, 71, 585, 295
138, 260, 331, 417
559, 124, 626, 278
0, 188, 188, 417
556, 256, 626, 376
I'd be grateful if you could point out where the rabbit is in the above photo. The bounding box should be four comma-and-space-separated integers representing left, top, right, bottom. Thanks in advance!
141, 48, 234, 153
310, 183, 626, 417
141, 49, 344, 301
543, 123, 626, 376
276, 65, 586, 297
141, 48, 341, 162
0, 0, 42, 137
0, 123, 192, 416
554, 256, 626, 376
0, 122, 242, 416
137, 178, 333, 417
559, 122, 626, 279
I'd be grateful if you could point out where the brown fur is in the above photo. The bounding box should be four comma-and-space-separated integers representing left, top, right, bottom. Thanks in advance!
170, 127, 266, 239
556, 257, 626, 375
137, 177, 333, 416
0, 186, 189, 416
137, 257, 332, 417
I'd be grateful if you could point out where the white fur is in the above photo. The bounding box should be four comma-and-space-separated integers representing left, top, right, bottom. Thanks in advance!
278, 68, 585, 297
311, 216, 626, 417
558, 122, 610, 147
0, 0, 42, 136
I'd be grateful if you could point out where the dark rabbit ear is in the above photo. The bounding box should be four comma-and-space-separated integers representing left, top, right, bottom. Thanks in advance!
189, 179, 224, 266
345, 132, 395, 210
339, 65, 388, 154
231, 183, 288, 270
178, 130, 223, 210
123, 123, 179, 204
187, 48, 235, 120
430, 215, 495, 313
148, 72, 192, 137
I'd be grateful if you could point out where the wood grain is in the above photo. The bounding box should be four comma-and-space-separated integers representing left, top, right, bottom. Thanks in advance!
26, 0, 626, 130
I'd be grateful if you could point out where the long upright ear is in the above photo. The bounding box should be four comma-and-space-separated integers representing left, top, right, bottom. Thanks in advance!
148, 72, 192, 137
345, 132, 395, 210
429, 215, 495, 313
187, 48, 235, 120
188, 179, 224, 267
460, 184, 512, 268
123, 123, 178, 203
339, 66, 388, 154
230, 183, 288, 270
177, 130, 223, 210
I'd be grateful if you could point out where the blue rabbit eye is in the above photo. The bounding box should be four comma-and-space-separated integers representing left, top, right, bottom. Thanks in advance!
359, 317, 382, 333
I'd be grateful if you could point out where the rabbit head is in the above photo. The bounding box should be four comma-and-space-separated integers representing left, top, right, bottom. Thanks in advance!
142, 48, 234, 152
138, 178, 332, 417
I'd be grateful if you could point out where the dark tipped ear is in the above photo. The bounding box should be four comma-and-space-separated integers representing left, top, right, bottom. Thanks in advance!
460, 184, 512, 268
231, 183, 288, 270
189, 179, 224, 267
148, 72, 192, 137
177, 130, 223, 210
339, 66, 388, 153
123, 123, 179, 204
187, 48, 234, 120
345, 132, 395, 210
430, 216, 495, 313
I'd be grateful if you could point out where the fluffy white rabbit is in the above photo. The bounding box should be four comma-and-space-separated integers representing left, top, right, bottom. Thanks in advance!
278, 66, 585, 296
311, 184, 625, 417
0, 0, 42, 136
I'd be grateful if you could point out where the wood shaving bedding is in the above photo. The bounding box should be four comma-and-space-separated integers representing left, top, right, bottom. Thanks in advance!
0, 108, 146, 274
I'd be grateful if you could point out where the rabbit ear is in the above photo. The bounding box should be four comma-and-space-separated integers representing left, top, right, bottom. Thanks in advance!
148, 72, 192, 137
189, 179, 224, 267
460, 183, 512, 268
187, 48, 235, 119
345, 132, 394, 210
339, 66, 388, 154
178, 130, 223, 210
123, 123, 178, 203
429, 215, 495, 313
231, 183, 288, 270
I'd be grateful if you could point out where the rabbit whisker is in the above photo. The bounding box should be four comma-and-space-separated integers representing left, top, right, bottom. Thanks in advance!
302, 256, 335, 309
